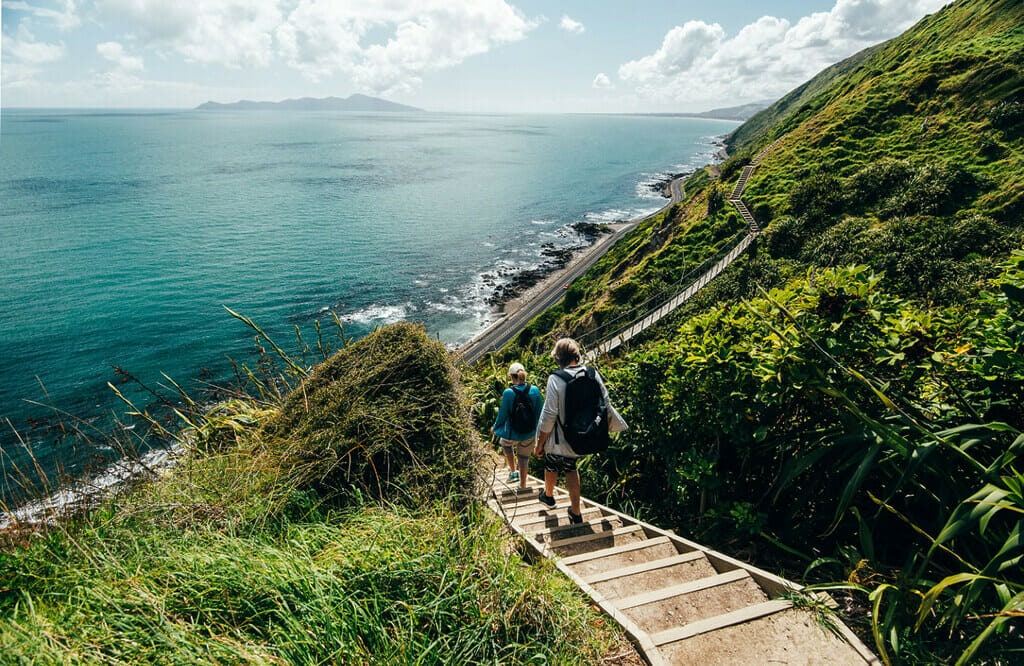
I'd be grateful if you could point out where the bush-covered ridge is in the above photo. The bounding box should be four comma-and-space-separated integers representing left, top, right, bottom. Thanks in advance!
273, 322, 483, 507
472, 0, 1024, 662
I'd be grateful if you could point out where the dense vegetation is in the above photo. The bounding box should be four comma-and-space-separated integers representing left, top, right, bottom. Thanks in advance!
473, 0, 1024, 663
4, 1, 1022, 663
0, 324, 636, 664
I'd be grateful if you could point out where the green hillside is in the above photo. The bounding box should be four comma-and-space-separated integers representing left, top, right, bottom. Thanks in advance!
481, 0, 1024, 662
4, 1, 1022, 664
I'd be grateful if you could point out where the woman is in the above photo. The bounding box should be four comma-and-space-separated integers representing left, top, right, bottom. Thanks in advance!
535, 338, 627, 523
491, 361, 544, 488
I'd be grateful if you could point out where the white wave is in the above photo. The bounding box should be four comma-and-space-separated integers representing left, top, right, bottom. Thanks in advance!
1, 444, 182, 530
339, 303, 411, 325
584, 208, 632, 224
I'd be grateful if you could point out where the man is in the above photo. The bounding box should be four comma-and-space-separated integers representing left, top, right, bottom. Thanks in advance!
534, 337, 626, 524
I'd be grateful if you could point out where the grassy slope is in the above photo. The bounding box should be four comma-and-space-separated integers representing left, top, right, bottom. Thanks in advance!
746, 0, 1024, 217
506, 0, 1023, 354
0, 324, 637, 664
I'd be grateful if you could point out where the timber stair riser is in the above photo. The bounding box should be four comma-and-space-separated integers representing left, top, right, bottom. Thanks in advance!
488, 472, 880, 665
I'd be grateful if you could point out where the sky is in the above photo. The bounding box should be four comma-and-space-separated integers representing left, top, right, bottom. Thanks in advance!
1, 0, 950, 112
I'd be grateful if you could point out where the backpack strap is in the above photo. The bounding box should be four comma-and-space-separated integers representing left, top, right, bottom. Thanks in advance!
552, 369, 573, 383
551, 367, 585, 445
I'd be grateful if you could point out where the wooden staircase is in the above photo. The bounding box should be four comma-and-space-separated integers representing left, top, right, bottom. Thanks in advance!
488, 472, 880, 666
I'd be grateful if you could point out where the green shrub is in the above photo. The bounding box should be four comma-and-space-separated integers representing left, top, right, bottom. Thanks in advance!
787, 171, 847, 229
988, 99, 1024, 136
273, 323, 483, 508
848, 158, 913, 212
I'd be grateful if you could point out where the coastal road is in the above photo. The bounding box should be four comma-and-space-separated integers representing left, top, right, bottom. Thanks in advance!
459, 174, 686, 365
459, 223, 634, 365
669, 176, 685, 203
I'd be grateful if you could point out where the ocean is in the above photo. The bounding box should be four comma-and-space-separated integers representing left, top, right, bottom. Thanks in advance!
0, 109, 737, 506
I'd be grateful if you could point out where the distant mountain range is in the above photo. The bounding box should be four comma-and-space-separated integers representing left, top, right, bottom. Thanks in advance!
637, 102, 773, 122
195, 94, 424, 113
195, 94, 766, 120
688, 102, 773, 121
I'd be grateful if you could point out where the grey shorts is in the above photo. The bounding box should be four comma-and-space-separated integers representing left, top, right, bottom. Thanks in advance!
543, 453, 578, 474
500, 438, 534, 459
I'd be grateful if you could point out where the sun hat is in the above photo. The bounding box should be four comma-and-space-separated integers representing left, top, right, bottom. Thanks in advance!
508, 362, 525, 376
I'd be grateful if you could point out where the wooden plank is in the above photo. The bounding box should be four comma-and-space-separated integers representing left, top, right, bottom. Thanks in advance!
514, 506, 602, 529
560, 535, 672, 566
649, 600, 793, 646
540, 524, 643, 549
614, 568, 750, 610
582, 551, 707, 585
538, 514, 623, 539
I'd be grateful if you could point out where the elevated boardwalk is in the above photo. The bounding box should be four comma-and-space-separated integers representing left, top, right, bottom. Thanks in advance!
479, 139, 881, 662
487, 472, 880, 665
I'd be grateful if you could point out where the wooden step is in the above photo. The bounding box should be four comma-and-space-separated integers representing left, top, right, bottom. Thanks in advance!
514, 506, 604, 530
650, 599, 791, 646
492, 485, 544, 504
541, 524, 647, 557
533, 514, 624, 541
586, 552, 720, 601
495, 493, 569, 513
657, 605, 874, 666
616, 569, 751, 610
561, 536, 681, 576
620, 571, 769, 634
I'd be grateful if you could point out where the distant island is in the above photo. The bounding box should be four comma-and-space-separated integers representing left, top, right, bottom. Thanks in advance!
195, 94, 424, 113
638, 102, 773, 122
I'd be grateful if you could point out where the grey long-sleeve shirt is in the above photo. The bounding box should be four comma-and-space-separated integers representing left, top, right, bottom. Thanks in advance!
537, 364, 627, 458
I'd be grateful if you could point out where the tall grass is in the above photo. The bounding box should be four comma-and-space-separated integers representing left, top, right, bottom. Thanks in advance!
1, 320, 637, 664
1, 500, 624, 664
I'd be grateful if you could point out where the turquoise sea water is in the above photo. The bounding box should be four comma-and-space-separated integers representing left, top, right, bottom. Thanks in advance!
0, 109, 736, 504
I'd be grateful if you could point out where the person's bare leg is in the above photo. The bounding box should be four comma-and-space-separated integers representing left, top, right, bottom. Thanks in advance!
503, 447, 515, 474
566, 470, 581, 516
518, 455, 529, 488
544, 470, 557, 498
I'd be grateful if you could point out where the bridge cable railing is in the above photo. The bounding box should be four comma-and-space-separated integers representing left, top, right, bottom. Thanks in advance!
574, 140, 780, 353
575, 228, 752, 349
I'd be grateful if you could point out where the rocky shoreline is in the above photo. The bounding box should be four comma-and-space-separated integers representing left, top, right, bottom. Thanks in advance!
477, 166, 699, 312
480, 221, 616, 310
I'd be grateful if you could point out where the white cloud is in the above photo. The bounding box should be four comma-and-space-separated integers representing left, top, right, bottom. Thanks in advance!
4, 0, 81, 32
277, 1, 538, 92
91, 1, 536, 93
559, 15, 584, 34
592, 72, 613, 90
97, 0, 282, 68
97, 41, 144, 72
619, 21, 725, 84
3, 24, 65, 64
619, 0, 948, 109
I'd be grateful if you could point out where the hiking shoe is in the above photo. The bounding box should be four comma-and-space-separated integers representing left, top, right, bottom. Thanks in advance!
507, 470, 519, 483
568, 509, 584, 525
537, 490, 556, 508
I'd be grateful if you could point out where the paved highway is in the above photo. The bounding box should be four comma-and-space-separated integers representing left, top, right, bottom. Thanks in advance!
459, 175, 685, 365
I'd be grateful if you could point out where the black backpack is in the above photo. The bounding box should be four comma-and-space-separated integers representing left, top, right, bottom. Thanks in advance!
508, 384, 536, 434
553, 367, 610, 454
